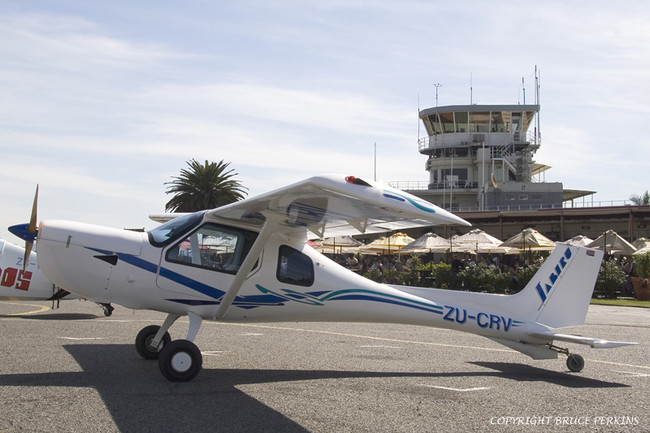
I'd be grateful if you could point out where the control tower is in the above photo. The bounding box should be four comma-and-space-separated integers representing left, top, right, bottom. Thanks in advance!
413, 103, 565, 211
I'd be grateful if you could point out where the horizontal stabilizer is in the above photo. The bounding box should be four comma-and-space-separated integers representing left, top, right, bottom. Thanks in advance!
489, 338, 557, 360
532, 332, 638, 349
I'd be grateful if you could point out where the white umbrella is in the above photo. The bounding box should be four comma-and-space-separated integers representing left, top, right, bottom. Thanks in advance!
634, 245, 650, 256
587, 229, 636, 256
320, 235, 362, 254
455, 229, 512, 254
565, 235, 594, 247
632, 237, 650, 250
500, 228, 556, 251
401, 232, 450, 253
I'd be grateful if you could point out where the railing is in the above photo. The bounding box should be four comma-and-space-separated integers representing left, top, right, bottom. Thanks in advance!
563, 200, 630, 208
387, 181, 631, 211
439, 201, 632, 213
388, 180, 429, 190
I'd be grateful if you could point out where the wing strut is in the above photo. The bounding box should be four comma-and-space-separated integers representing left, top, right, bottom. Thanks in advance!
213, 214, 279, 320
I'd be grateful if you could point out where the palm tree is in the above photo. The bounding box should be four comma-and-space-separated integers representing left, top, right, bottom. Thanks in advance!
629, 190, 650, 206
164, 159, 247, 212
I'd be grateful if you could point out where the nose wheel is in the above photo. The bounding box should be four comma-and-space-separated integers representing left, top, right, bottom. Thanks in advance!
135, 325, 172, 360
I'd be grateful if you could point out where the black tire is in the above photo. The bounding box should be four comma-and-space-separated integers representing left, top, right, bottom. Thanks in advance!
135, 325, 171, 360
158, 339, 203, 382
103, 304, 114, 317
566, 354, 585, 372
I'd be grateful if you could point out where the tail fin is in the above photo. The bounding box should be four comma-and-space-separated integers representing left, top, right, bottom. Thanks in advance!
511, 244, 604, 328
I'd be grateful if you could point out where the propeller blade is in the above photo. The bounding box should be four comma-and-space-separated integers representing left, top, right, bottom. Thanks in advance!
23, 241, 33, 271
7, 185, 39, 271
29, 185, 38, 234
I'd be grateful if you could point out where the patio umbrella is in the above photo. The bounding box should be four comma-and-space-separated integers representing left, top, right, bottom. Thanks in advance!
454, 229, 511, 254
565, 235, 593, 247
401, 232, 450, 253
632, 237, 650, 250
500, 228, 556, 251
360, 232, 415, 255
320, 235, 362, 254
634, 245, 650, 256
587, 229, 636, 256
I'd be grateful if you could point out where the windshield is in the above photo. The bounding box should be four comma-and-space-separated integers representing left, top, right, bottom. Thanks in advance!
148, 212, 204, 247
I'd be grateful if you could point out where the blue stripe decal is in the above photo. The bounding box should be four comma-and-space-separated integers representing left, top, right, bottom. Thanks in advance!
87, 247, 159, 274
86, 246, 226, 301
327, 294, 444, 314
117, 253, 159, 274
382, 193, 405, 202
166, 299, 220, 306
158, 266, 226, 300
383, 189, 437, 214
256, 285, 444, 314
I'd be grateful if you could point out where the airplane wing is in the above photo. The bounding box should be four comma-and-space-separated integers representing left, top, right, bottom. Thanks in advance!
206, 174, 470, 239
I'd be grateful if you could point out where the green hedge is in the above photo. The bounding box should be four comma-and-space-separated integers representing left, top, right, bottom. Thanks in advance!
362, 255, 626, 296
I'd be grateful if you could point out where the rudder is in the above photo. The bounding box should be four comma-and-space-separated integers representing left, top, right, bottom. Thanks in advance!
511, 244, 603, 328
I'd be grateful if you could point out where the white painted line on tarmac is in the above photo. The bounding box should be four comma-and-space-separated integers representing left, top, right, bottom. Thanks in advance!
615, 370, 650, 377
422, 385, 491, 392
589, 359, 650, 370
58, 337, 105, 340
201, 350, 228, 356
207, 322, 515, 353
359, 344, 401, 349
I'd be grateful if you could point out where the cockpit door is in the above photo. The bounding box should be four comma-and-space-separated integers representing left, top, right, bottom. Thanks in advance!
155, 222, 259, 302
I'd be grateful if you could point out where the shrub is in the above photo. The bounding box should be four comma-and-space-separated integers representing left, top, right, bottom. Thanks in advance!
457, 263, 510, 293
595, 259, 626, 298
633, 253, 650, 278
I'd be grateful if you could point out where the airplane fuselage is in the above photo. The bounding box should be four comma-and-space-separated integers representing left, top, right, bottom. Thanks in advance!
34, 214, 550, 347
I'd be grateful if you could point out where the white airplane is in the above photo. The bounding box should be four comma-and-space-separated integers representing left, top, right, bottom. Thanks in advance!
0, 239, 115, 315
0, 238, 68, 301
8, 175, 636, 381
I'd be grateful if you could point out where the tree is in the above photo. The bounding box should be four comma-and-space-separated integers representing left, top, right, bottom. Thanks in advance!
164, 159, 247, 212
629, 190, 650, 205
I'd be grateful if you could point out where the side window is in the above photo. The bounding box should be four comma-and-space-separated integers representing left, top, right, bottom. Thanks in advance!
166, 223, 258, 275
277, 245, 314, 287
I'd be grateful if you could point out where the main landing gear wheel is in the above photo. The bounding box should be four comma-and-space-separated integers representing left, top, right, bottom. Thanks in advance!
135, 325, 172, 360
158, 339, 203, 382
566, 354, 585, 372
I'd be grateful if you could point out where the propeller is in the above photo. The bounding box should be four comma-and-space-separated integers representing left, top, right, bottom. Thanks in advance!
8, 185, 39, 270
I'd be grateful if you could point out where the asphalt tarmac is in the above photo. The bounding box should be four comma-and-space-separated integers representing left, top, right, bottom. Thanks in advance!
0, 301, 647, 432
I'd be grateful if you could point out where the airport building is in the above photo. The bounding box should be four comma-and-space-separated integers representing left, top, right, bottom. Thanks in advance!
410, 103, 591, 212
393, 98, 650, 243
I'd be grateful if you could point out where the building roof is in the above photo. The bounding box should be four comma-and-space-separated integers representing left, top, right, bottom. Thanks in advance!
419, 104, 540, 117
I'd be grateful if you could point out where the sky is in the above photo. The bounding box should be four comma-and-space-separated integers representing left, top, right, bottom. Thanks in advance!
1, 0, 649, 242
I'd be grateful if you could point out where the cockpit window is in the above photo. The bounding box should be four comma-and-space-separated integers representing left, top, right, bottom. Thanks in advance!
148, 212, 204, 247
165, 223, 258, 275
277, 245, 314, 287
